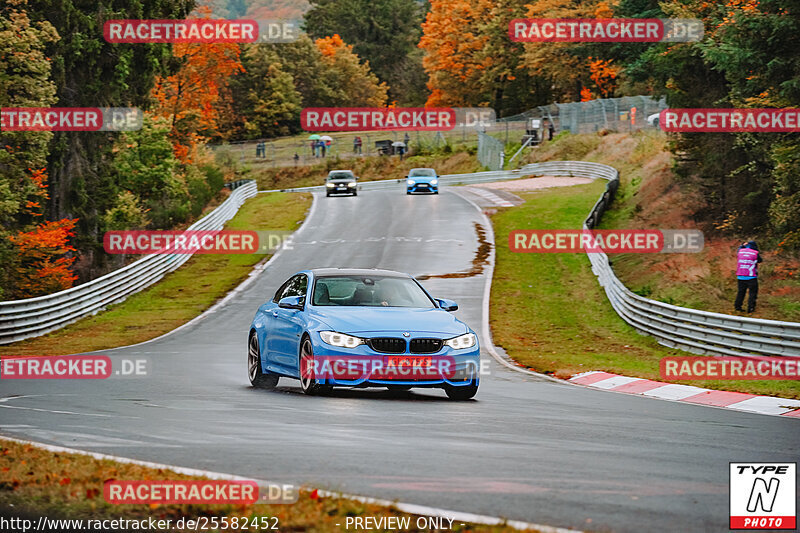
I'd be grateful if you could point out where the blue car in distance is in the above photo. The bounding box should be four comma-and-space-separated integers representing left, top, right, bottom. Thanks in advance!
406, 168, 439, 194
248, 268, 480, 400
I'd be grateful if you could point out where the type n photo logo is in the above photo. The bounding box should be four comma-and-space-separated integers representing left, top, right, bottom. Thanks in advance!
730, 463, 796, 530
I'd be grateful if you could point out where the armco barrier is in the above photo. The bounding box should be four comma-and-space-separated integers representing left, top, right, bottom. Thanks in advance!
0, 181, 258, 345
516, 161, 800, 357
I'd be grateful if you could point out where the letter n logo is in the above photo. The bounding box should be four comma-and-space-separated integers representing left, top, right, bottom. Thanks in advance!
748, 478, 779, 512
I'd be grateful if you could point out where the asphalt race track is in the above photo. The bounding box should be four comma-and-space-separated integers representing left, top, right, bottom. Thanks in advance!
1, 186, 798, 532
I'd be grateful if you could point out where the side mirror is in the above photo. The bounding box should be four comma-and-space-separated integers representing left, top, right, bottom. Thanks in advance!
278, 296, 304, 310
436, 298, 458, 312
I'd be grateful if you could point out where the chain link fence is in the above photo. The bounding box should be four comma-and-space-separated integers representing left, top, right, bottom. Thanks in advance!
477, 131, 505, 171
208, 95, 667, 170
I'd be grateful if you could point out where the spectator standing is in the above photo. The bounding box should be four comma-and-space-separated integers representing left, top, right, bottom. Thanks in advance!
354, 136, 362, 154
734, 240, 763, 313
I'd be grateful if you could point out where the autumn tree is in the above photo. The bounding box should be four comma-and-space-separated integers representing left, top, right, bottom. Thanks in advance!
224, 44, 303, 139
8, 219, 79, 298
151, 7, 245, 162
313, 34, 388, 107
0, 0, 79, 299
304, 0, 427, 104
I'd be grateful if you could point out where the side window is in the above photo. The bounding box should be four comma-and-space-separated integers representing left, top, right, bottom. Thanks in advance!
272, 279, 290, 303
274, 274, 308, 303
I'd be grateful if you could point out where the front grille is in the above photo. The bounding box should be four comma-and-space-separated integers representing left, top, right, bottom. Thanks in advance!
410, 338, 443, 354
367, 337, 406, 353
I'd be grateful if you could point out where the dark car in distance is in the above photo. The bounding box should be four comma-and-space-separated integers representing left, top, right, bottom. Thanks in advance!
326, 170, 358, 197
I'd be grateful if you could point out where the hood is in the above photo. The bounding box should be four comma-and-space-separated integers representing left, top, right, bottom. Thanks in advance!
308, 306, 468, 336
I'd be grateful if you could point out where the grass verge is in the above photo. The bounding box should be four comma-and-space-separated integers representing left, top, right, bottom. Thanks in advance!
520, 130, 800, 321
0, 439, 541, 533
0, 193, 311, 357
490, 182, 800, 399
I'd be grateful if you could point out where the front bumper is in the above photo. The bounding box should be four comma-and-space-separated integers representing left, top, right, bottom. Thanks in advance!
310, 337, 479, 387
407, 182, 438, 193
327, 182, 357, 194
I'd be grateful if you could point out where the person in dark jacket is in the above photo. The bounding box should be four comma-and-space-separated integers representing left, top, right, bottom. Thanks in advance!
734, 240, 763, 313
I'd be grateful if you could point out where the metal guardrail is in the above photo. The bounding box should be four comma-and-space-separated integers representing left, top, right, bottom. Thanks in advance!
0, 181, 258, 345
517, 161, 800, 357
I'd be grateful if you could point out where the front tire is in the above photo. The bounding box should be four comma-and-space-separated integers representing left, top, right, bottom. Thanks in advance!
299, 336, 332, 395
248, 332, 279, 389
445, 382, 478, 400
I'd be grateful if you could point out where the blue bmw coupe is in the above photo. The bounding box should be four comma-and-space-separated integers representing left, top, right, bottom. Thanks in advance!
248, 268, 480, 399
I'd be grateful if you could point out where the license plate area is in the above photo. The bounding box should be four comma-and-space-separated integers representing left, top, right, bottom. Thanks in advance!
387, 356, 432, 368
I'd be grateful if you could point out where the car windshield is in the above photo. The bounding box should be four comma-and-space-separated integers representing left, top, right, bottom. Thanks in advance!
313, 276, 435, 307
409, 169, 436, 177
328, 172, 354, 180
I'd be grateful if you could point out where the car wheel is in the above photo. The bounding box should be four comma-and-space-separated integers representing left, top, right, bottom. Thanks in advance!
353, 191, 358, 196
445, 382, 478, 400
326, 192, 331, 197
248, 332, 279, 389
299, 336, 332, 395
434, 190, 439, 195
406, 190, 412, 195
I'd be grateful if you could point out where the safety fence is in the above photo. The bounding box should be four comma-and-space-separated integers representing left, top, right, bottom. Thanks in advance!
0, 181, 258, 345
478, 132, 505, 171
517, 161, 800, 357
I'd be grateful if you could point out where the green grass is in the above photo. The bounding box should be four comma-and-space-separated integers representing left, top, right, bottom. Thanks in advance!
490, 183, 800, 399
0, 192, 311, 357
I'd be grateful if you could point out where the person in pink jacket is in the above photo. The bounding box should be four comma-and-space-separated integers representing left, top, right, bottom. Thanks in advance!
734, 241, 763, 313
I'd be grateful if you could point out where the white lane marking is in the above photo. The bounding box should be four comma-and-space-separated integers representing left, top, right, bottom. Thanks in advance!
17, 429, 179, 448
725, 396, 800, 416
642, 384, 708, 401
465, 187, 515, 207
0, 435, 582, 533
0, 395, 122, 418
589, 376, 641, 390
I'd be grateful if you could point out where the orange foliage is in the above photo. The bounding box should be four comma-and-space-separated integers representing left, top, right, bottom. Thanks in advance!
419, 0, 493, 106
588, 57, 619, 97
24, 168, 49, 216
8, 218, 79, 297
594, 1, 614, 19
151, 6, 244, 163
580, 86, 593, 101
315, 34, 347, 57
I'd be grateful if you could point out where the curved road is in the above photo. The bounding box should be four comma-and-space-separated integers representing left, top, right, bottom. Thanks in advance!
1, 187, 798, 532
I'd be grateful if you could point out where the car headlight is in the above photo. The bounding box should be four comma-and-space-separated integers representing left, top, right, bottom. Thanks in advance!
326, 183, 335, 188
320, 331, 364, 348
407, 179, 416, 185
444, 333, 477, 350
348, 181, 356, 187
430, 179, 438, 185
